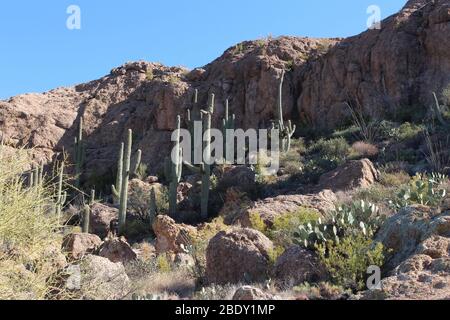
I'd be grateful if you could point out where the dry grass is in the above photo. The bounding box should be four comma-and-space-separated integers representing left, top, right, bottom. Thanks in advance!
0, 145, 66, 300
351, 141, 379, 158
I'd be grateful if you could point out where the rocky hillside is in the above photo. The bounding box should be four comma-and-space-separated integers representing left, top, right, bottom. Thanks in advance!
0, 0, 449, 184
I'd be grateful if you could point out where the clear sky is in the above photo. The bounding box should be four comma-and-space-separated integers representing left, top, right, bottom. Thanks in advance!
0, 0, 406, 99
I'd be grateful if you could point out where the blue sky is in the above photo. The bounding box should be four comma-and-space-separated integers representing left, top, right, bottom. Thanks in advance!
0, 0, 406, 99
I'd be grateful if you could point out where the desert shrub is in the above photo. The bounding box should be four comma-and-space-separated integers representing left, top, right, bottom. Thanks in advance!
279, 138, 305, 176
0, 146, 66, 300
156, 253, 172, 273
146, 69, 154, 81
354, 184, 395, 205
193, 284, 240, 300
424, 132, 450, 174
379, 170, 411, 187
316, 235, 385, 291
269, 208, 321, 248
390, 173, 448, 209
331, 125, 360, 141
293, 282, 350, 300
395, 122, 424, 141
351, 141, 379, 159
308, 137, 351, 164
248, 211, 267, 234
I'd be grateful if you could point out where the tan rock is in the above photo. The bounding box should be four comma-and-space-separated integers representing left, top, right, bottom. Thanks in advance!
62, 233, 102, 260
206, 228, 273, 284
232, 286, 276, 300
98, 236, 137, 264
317, 159, 379, 192
89, 203, 118, 239
152, 215, 197, 254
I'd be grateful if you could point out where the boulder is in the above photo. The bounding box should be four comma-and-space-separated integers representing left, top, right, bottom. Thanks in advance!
232, 286, 276, 300
206, 228, 273, 284
235, 190, 336, 228
317, 159, 379, 192
98, 236, 137, 264
273, 245, 328, 286
61, 233, 102, 260
217, 166, 256, 193
152, 215, 197, 254
89, 203, 118, 239
74, 255, 131, 300
376, 205, 450, 271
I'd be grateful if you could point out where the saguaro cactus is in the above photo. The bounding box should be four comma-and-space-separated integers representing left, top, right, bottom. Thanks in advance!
111, 129, 142, 235
74, 117, 85, 187
275, 70, 296, 153
149, 187, 157, 221
166, 115, 183, 217
432, 92, 449, 127
184, 93, 215, 219
55, 162, 67, 221
29, 163, 44, 188
222, 99, 235, 160
112, 142, 124, 205
81, 204, 90, 233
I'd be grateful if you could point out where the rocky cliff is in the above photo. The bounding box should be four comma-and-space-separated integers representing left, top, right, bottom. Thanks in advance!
0, 0, 449, 184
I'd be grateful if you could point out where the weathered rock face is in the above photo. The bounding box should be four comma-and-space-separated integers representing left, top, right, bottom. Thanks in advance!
273, 245, 328, 287
98, 237, 137, 264
317, 159, 379, 192
89, 203, 118, 239
235, 190, 336, 228
152, 215, 197, 254
1, 1, 448, 182
376, 205, 450, 271
61, 233, 102, 260
206, 228, 273, 285
298, 0, 450, 128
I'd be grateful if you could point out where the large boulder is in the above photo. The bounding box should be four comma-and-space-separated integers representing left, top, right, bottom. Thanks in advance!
61, 233, 102, 260
217, 166, 256, 193
317, 159, 379, 192
98, 236, 137, 264
273, 245, 328, 287
89, 203, 118, 239
152, 215, 197, 254
68, 255, 131, 300
234, 190, 336, 228
376, 205, 450, 271
357, 236, 450, 300
206, 228, 273, 284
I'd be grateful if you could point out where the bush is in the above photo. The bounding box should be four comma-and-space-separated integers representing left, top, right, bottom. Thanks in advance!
308, 137, 351, 164
351, 141, 379, 159
316, 235, 385, 291
379, 171, 411, 187
0, 146, 66, 299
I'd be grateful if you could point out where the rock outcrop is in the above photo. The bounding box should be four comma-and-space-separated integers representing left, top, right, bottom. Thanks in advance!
89, 203, 119, 239
317, 159, 379, 192
206, 228, 273, 285
232, 286, 276, 300
98, 237, 137, 264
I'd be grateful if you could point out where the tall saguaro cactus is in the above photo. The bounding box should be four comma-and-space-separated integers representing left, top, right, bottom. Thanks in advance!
275, 70, 296, 153
81, 204, 90, 233
74, 117, 85, 187
55, 162, 67, 221
166, 115, 183, 217
184, 93, 215, 219
111, 129, 142, 235
222, 99, 235, 160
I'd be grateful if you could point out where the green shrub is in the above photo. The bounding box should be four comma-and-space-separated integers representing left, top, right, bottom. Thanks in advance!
379, 171, 411, 187
269, 208, 321, 248
156, 253, 172, 273
308, 137, 351, 164
317, 235, 385, 291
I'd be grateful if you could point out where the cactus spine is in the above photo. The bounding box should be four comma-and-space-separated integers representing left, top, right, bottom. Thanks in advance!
82, 204, 90, 233
275, 70, 296, 153
114, 129, 141, 235
184, 93, 215, 219
74, 117, 85, 187
55, 162, 67, 221
166, 116, 183, 217
222, 99, 235, 160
